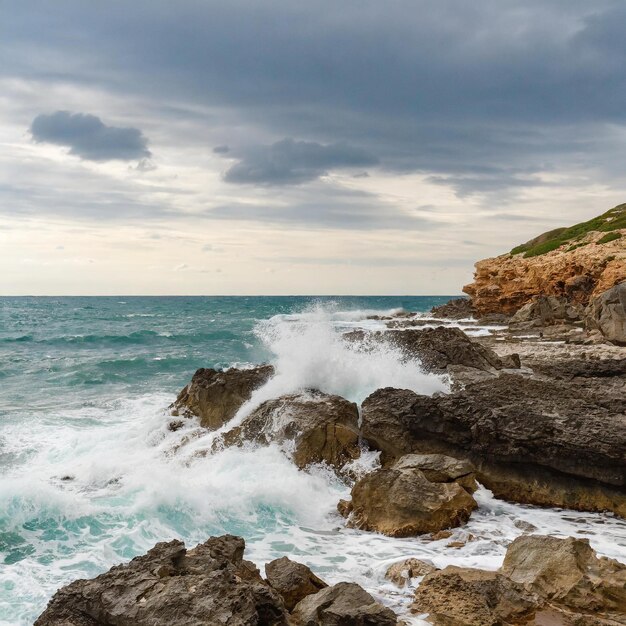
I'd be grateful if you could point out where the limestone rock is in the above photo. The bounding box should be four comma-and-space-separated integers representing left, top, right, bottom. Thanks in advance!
430, 298, 475, 319
170, 364, 274, 429
510, 295, 584, 326
35, 535, 289, 626
385, 558, 437, 588
586, 282, 626, 345
342, 455, 477, 537
360, 376, 626, 516
219, 390, 361, 470
290, 581, 397, 625
265, 556, 328, 611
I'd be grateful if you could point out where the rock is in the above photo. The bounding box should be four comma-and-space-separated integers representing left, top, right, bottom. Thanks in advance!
35, 535, 289, 626
385, 558, 437, 588
170, 364, 274, 429
510, 295, 584, 326
430, 298, 475, 319
412, 566, 538, 625
413, 535, 626, 625
219, 390, 361, 470
586, 282, 626, 345
341, 455, 477, 537
501, 535, 626, 618
265, 556, 327, 611
290, 581, 397, 625
360, 376, 626, 516
463, 205, 626, 316
391, 453, 477, 493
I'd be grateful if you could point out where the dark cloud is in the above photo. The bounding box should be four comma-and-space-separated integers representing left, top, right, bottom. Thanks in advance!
30, 111, 151, 161
213, 145, 229, 154
223, 138, 378, 185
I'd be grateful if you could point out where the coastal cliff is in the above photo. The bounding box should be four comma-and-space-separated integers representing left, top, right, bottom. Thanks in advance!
463, 203, 626, 316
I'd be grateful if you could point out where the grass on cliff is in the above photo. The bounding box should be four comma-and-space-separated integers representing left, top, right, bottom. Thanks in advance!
511, 203, 626, 258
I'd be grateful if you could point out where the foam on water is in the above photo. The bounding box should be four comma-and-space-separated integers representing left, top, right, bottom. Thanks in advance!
1, 298, 625, 625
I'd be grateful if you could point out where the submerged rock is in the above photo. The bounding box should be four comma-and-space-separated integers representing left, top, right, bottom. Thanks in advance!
412, 535, 626, 625
360, 376, 626, 516
35, 535, 288, 626
265, 556, 328, 611
219, 390, 361, 470
340, 454, 477, 537
291, 581, 397, 626
170, 364, 274, 429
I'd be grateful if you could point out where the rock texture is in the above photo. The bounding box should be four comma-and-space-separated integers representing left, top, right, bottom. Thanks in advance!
265, 557, 327, 611
218, 390, 361, 470
463, 224, 625, 317
586, 282, 626, 345
340, 454, 477, 537
290, 582, 397, 626
430, 298, 474, 319
413, 535, 626, 625
35, 535, 289, 626
170, 364, 274, 429
509, 295, 585, 327
385, 558, 437, 588
360, 376, 626, 516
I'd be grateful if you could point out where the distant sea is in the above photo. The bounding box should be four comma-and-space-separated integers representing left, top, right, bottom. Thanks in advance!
1, 296, 624, 625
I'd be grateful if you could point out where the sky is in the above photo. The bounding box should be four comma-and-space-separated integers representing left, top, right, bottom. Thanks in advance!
1, 1, 625, 295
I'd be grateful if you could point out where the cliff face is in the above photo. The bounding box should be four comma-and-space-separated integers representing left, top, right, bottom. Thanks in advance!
463, 205, 626, 316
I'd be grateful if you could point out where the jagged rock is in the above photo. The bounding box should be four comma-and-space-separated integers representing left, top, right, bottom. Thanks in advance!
413, 535, 626, 625
170, 364, 274, 429
586, 282, 626, 345
501, 535, 626, 618
385, 558, 437, 588
360, 376, 626, 516
265, 557, 327, 611
290, 582, 397, 625
340, 455, 477, 537
510, 295, 584, 326
35, 535, 289, 626
219, 390, 361, 470
391, 454, 477, 494
412, 566, 538, 625
430, 298, 475, 319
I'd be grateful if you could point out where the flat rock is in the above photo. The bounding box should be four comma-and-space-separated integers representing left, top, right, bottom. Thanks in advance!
170, 364, 274, 429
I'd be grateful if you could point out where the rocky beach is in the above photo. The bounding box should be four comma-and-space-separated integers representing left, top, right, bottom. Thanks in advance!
31, 206, 626, 625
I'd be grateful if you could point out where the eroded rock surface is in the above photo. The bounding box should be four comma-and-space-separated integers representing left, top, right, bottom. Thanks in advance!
430, 298, 475, 319
265, 556, 328, 611
361, 376, 626, 516
171, 364, 274, 429
586, 282, 626, 345
340, 454, 477, 537
218, 390, 361, 470
385, 558, 437, 588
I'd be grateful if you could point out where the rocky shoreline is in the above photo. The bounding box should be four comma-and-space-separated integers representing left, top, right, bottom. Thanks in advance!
36, 299, 626, 625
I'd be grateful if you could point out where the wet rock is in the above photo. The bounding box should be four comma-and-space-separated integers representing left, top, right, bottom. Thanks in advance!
360, 376, 626, 516
412, 566, 537, 626
385, 558, 437, 588
430, 298, 474, 319
265, 556, 327, 611
586, 282, 626, 345
170, 364, 274, 429
413, 535, 626, 625
35, 535, 289, 626
220, 390, 361, 470
391, 453, 477, 494
341, 455, 477, 537
291, 581, 397, 625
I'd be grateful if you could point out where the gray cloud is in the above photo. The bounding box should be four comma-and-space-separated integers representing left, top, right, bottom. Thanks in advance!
213, 145, 229, 154
223, 138, 378, 185
30, 111, 151, 161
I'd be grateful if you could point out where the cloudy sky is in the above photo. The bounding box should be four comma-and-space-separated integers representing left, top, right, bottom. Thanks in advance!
1, 1, 625, 295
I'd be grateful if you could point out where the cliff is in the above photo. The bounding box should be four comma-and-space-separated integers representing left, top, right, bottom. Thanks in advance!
463, 203, 626, 316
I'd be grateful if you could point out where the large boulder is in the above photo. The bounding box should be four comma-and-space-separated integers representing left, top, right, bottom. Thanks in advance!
171, 364, 274, 429
219, 390, 361, 470
340, 454, 477, 537
360, 376, 626, 516
430, 298, 475, 319
35, 535, 289, 626
413, 535, 626, 625
290, 582, 397, 626
265, 557, 327, 611
586, 282, 626, 345
510, 295, 584, 327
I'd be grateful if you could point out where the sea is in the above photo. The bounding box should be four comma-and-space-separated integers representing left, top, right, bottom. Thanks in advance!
1, 296, 625, 625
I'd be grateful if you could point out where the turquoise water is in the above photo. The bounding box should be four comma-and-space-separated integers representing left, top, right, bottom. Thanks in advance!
0, 295, 451, 624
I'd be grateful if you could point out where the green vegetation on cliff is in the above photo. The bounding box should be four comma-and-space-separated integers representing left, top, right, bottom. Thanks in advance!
511, 203, 626, 258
